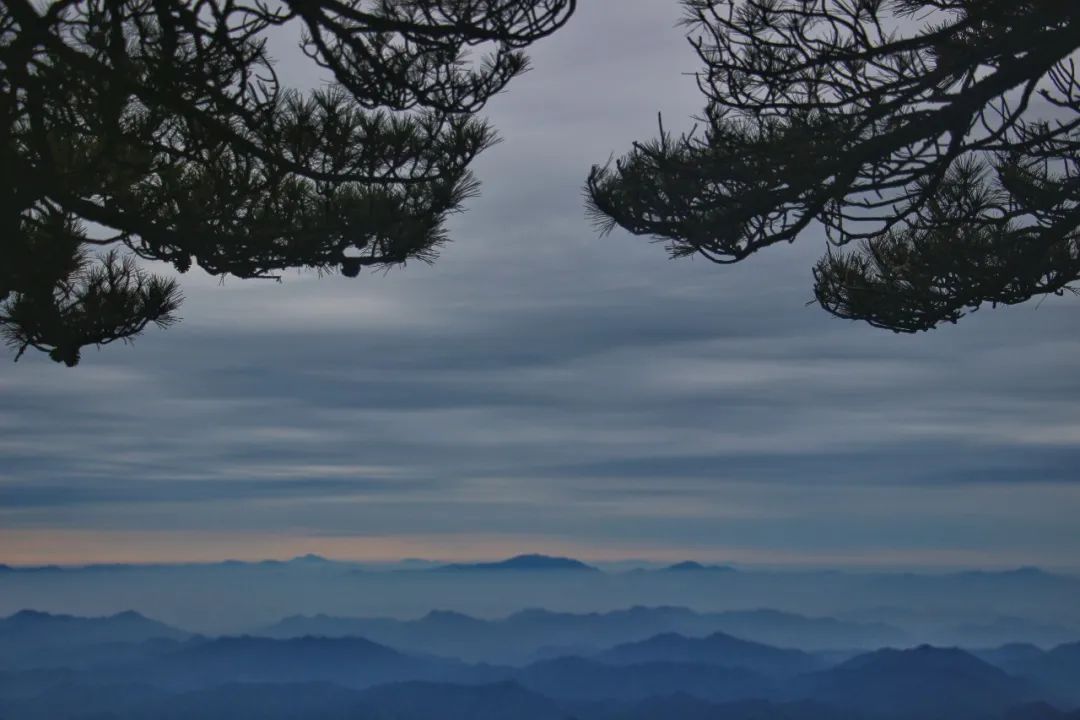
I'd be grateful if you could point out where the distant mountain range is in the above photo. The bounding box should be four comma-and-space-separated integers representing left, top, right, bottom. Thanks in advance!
596, 630, 823, 676
839, 605, 1080, 649
795, 645, 1039, 719
661, 561, 736, 572
261, 605, 908, 661
129, 635, 505, 691
976, 641, 1080, 707
2, 621, 1079, 720
3, 554, 1080, 720
434, 554, 599, 572
526, 654, 777, 703
0, 609, 188, 644
1, 554, 1071, 579
0, 609, 191, 670
3, 556, 1078, 647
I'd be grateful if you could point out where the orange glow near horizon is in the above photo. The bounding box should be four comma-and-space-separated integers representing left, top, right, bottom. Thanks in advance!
0, 528, 1063, 571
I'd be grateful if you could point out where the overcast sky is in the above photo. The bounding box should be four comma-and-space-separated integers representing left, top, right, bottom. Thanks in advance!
2, 1, 1079, 569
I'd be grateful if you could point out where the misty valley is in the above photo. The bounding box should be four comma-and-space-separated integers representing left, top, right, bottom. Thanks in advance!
1, 555, 1079, 720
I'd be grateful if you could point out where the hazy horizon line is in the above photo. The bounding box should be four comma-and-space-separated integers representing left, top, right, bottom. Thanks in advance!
1, 551, 1073, 577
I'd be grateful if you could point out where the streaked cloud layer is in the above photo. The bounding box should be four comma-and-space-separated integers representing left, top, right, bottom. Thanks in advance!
2, 1, 1078, 568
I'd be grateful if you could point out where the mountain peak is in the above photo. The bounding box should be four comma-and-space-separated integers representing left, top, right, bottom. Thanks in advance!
600, 630, 821, 675
421, 610, 485, 625
503, 554, 593, 569
838, 644, 1003, 675
8, 609, 56, 621
664, 561, 736, 572
436, 554, 596, 572
6, 609, 156, 624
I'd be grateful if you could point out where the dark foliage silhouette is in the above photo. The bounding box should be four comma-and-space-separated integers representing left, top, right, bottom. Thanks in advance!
586, 0, 1080, 332
1, 0, 574, 365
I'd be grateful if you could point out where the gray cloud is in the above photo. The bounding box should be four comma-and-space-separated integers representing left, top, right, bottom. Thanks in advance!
2, 0, 1078, 568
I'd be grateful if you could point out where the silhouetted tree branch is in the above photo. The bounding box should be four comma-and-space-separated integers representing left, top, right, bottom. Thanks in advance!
2, 0, 575, 364
586, 0, 1079, 331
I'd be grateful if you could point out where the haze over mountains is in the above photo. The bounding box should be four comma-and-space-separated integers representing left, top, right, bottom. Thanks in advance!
1, 554, 1079, 719
2, 604, 1080, 719
262, 606, 908, 663
3, 554, 1078, 645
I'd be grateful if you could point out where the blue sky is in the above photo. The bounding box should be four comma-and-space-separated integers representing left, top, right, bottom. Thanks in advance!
2, 1, 1079, 569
